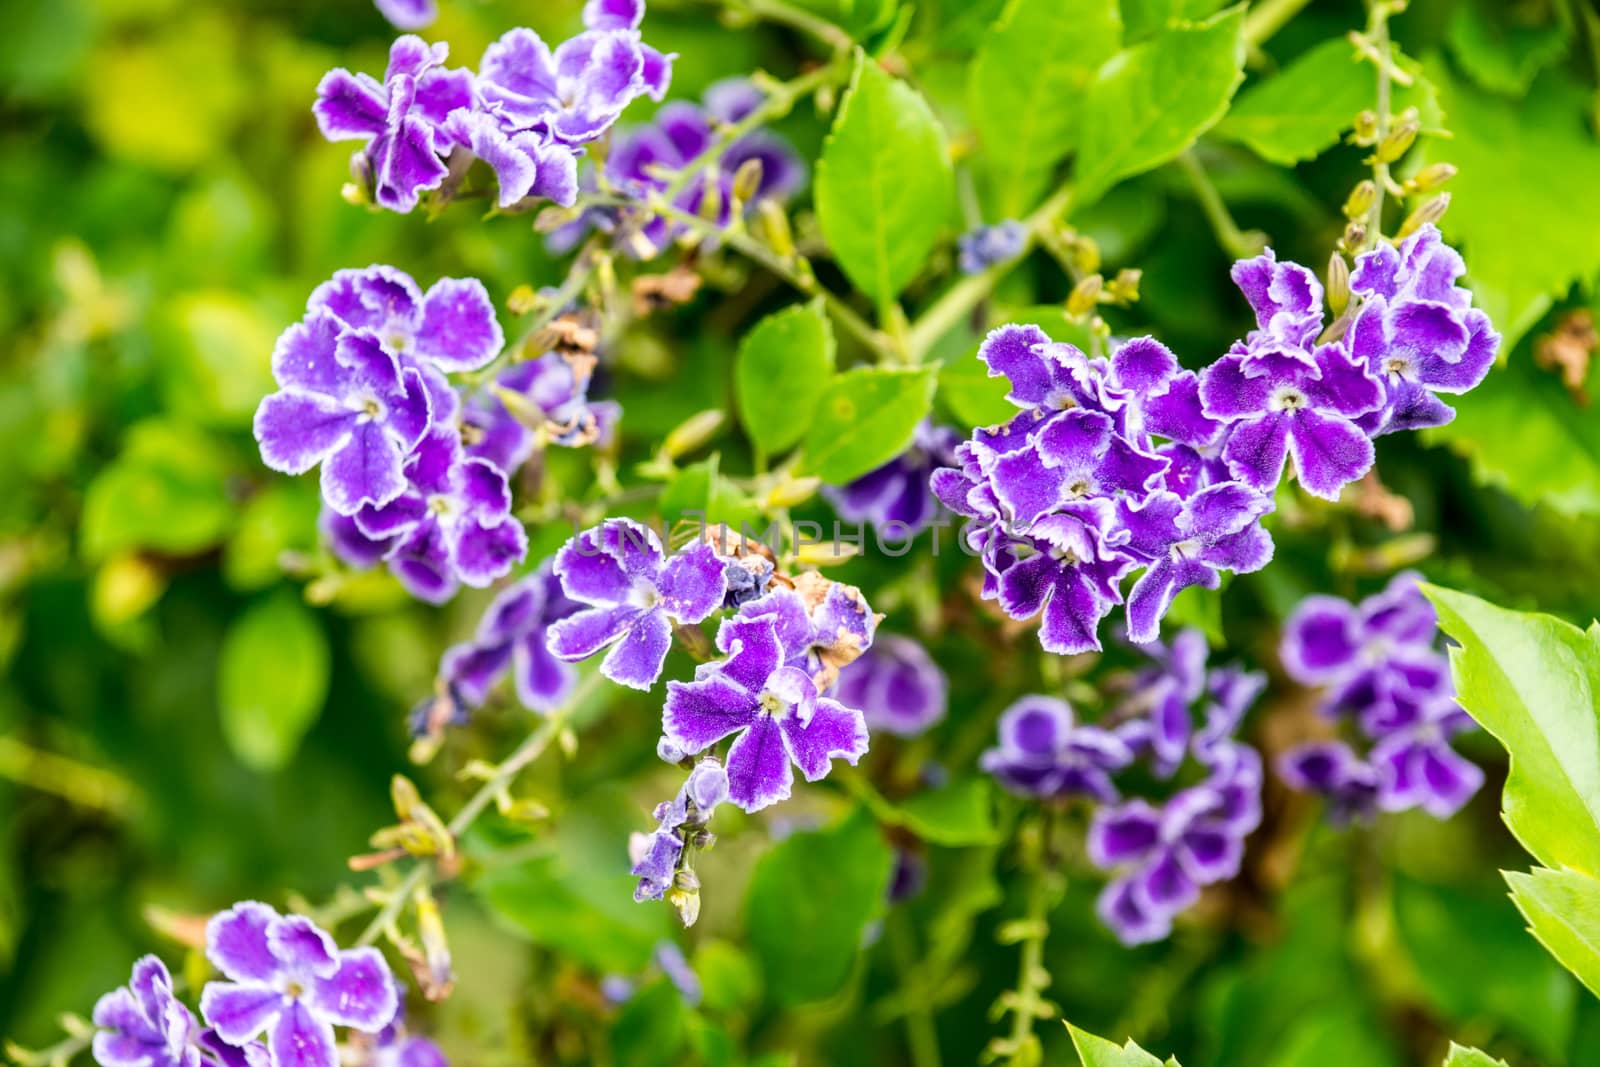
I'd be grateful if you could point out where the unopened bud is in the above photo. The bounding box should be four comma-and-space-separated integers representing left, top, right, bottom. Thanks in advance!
1396, 193, 1450, 240
662, 409, 725, 459
1064, 233, 1101, 276
669, 886, 701, 927
533, 204, 581, 233
340, 182, 368, 207
507, 284, 539, 315
755, 199, 796, 260
1106, 267, 1142, 304
794, 540, 863, 566
1343, 180, 1376, 220
690, 830, 716, 850
1341, 220, 1368, 252
1408, 162, 1457, 194
764, 474, 822, 508
1065, 274, 1103, 319
697, 173, 723, 224
1352, 109, 1379, 144
412, 888, 455, 1001
731, 157, 765, 204
1326, 253, 1351, 317
493, 385, 550, 433
1372, 119, 1419, 164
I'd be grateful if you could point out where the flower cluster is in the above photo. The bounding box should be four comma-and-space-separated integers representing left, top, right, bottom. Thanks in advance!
255, 265, 536, 603
934, 229, 1497, 654
316, 1, 672, 212
90, 904, 421, 1067
824, 420, 962, 537
831, 632, 948, 738
1277, 572, 1482, 822
981, 631, 1266, 944
553, 78, 806, 256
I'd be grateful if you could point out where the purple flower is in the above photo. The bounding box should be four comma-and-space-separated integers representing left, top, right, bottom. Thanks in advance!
439, 562, 581, 713
307, 265, 504, 423
732, 576, 880, 686
662, 613, 869, 812
92, 956, 205, 1067
993, 509, 1134, 655
199, 903, 397, 1067
255, 312, 432, 516
477, 0, 671, 147
461, 354, 621, 477
979, 695, 1132, 800
1347, 225, 1499, 436
1278, 741, 1379, 825
1110, 629, 1209, 776
547, 519, 727, 690
1089, 748, 1261, 945
366, 1004, 448, 1067
1118, 482, 1273, 643
824, 422, 961, 536
631, 758, 728, 900
353, 426, 528, 603
314, 37, 473, 212
374, 0, 435, 31
957, 220, 1027, 274
323, 507, 397, 570
652, 942, 702, 1007
439, 109, 582, 209
831, 633, 948, 738
1280, 571, 1440, 716
1230, 246, 1325, 355
1199, 344, 1383, 501
1369, 693, 1483, 818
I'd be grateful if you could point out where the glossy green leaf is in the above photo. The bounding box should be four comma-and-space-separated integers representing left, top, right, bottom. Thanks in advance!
1066, 1023, 1174, 1066
217, 589, 329, 772
815, 52, 954, 304
889, 777, 1000, 846
937, 351, 1014, 428
659, 455, 759, 528
745, 807, 892, 1004
1507, 866, 1600, 999
1216, 39, 1444, 166
1073, 6, 1246, 208
1423, 585, 1600, 875
1441, 1045, 1508, 1067
81, 420, 236, 561
1120, 0, 1228, 40
1447, 0, 1572, 97
734, 300, 836, 457
1391, 875, 1574, 1061
223, 483, 318, 591
800, 365, 936, 485
968, 0, 1121, 216
1418, 65, 1600, 349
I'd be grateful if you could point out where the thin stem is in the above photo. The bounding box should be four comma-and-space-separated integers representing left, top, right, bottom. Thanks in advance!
4, 1030, 94, 1067
744, 0, 856, 52
1177, 149, 1267, 260
905, 181, 1074, 362
355, 672, 604, 948
888, 912, 943, 1067
1365, 0, 1395, 249
1243, 0, 1315, 49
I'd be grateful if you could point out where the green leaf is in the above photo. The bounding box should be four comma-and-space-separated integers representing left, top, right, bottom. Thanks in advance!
968, 0, 1121, 216
735, 300, 836, 457
1418, 65, 1600, 350
1507, 866, 1600, 1000
1422, 585, 1600, 875
1423, 342, 1600, 519
223, 483, 319, 592
889, 777, 1000, 846
158, 290, 277, 427
1441, 1045, 1508, 1067
800, 365, 936, 484
815, 52, 954, 304
1446, 0, 1572, 98
1121, 0, 1227, 41
659, 455, 759, 528
1215, 39, 1444, 166
217, 589, 329, 772
1072, 6, 1246, 208
81, 420, 235, 561
1391, 875, 1575, 1061
745, 807, 892, 1004
1066, 1023, 1173, 1066
937, 352, 1014, 428
610, 979, 689, 1067
1165, 584, 1225, 647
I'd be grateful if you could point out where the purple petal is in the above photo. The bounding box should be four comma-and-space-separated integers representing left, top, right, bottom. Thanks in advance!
375, 0, 437, 30
416, 278, 503, 372
1110, 336, 1179, 395
1133, 849, 1200, 914
207, 902, 282, 984
321, 421, 408, 514
713, 614, 783, 693
313, 69, 387, 141
265, 915, 339, 980
308, 948, 397, 1032
270, 311, 347, 393
663, 673, 760, 752
1304, 343, 1383, 417
547, 605, 637, 660
513, 631, 577, 712
780, 696, 868, 781
1198, 353, 1273, 421
1088, 800, 1161, 867
599, 607, 673, 690
254, 391, 356, 476
268, 1000, 337, 1067
725, 715, 794, 812
1220, 412, 1290, 492
1286, 409, 1374, 501
453, 517, 528, 587
658, 542, 728, 623
976, 323, 1056, 407
1096, 876, 1173, 945
199, 984, 284, 1045
1281, 595, 1361, 683
1416, 741, 1483, 819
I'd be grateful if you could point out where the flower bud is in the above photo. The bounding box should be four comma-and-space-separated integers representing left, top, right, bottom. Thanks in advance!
1340, 220, 1368, 253
1351, 109, 1379, 144
697, 173, 723, 224
507, 284, 540, 315
1065, 274, 1103, 319
1343, 180, 1376, 220
755, 199, 796, 261
1396, 193, 1450, 239
662, 409, 726, 459
1408, 161, 1457, 194
1372, 118, 1419, 164
1326, 252, 1351, 317
657, 737, 687, 764
764, 474, 822, 508
731, 157, 765, 205
1106, 267, 1142, 305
